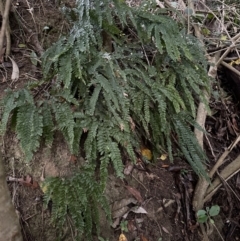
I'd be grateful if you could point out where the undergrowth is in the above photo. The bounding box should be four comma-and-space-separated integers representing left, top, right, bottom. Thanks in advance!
1, 0, 210, 239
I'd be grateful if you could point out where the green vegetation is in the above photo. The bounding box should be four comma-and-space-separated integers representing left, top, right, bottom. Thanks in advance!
42, 166, 110, 240
197, 205, 220, 224
0, 0, 210, 239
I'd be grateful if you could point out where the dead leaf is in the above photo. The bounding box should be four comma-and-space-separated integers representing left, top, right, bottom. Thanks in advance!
141, 148, 152, 161
8, 56, 19, 82
111, 217, 120, 228
127, 219, 136, 232
130, 206, 147, 214
120, 123, 125, 131
112, 197, 137, 212
160, 153, 168, 160
161, 164, 169, 168
21, 175, 39, 188
125, 185, 143, 203
124, 163, 134, 175
161, 225, 170, 234
112, 206, 130, 219
129, 117, 135, 131
232, 115, 240, 132
146, 173, 160, 180
69, 154, 77, 164
123, 206, 147, 219
119, 233, 127, 241
8, 175, 39, 189
140, 234, 149, 241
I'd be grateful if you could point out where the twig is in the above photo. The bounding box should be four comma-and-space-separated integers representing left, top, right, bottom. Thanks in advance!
204, 132, 216, 159
157, 199, 175, 213
216, 32, 240, 67
218, 170, 240, 216
204, 154, 240, 203
209, 134, 240, 178
0, 0, 12, 58
221, 61, 240, 77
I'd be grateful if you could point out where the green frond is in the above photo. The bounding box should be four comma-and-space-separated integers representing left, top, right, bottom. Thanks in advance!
51, 102, 75, 152
108, 141, 124, 178
1, 0, 211, 238
172, 113, 208, 179
16, 104, 43, 161
42, 103, 54, 146
0, 89, 35, 133
43, 165, 110, 241
88, 84, 102, 116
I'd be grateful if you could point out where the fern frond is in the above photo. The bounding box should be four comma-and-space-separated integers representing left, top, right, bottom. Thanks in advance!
51, 102, 75, 152
42, 103, 54, 146
16, 104, 43, 161
172, 113, 208, 179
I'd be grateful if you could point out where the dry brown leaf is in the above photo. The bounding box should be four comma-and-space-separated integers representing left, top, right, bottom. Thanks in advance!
112, 206, 129, 219
125, 185, 143, 203
112, 198, 137, 212
161, 164, 169, 168
146, 173, 159, 180
9, 175, 39, 189
119, 233, 128, 241
127, 219, 136, 232
140, 234, 149, 241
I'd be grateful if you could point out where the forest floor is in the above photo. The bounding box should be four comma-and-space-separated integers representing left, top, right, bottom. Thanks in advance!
2, 0, 240, 241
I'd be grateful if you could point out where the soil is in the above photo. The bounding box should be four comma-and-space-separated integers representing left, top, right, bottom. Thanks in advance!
1, 1, 240, 241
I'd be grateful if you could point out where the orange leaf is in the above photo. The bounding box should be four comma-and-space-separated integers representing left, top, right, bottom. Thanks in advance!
161, 164, 169, 168
140, 234, 149, 241
125, 185, 143, 203
18, 175, 39, 189
119, 233, 128, 241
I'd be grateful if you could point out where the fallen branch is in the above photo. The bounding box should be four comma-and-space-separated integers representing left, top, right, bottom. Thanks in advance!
221, 61, 240, 77
204, 154, 240, 203
0, 0, 11, 58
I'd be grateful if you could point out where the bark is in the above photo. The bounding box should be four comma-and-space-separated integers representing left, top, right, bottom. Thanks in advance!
0, 151, 23, 241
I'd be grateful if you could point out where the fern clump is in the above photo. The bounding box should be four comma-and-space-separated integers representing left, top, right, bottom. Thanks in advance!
43, 166, 110, 240
0, 0, 210, 238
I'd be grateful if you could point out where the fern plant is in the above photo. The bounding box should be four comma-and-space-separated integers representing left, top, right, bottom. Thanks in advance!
42, 165, 110, 240
0, 0, 210, 239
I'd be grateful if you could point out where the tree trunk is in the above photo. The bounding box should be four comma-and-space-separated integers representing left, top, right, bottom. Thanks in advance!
0, 151, 23, 241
